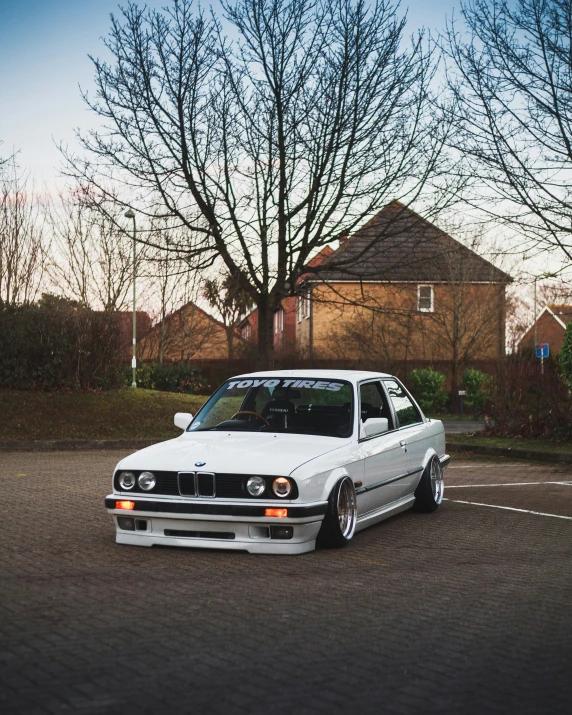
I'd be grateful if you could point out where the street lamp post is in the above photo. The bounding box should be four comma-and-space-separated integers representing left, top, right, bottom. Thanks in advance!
125, 209, 137, 388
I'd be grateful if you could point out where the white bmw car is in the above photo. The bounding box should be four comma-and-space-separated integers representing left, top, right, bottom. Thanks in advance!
105, 370, 449, 554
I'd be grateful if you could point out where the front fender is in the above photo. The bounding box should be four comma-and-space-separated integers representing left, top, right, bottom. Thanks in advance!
291, 457, 364, 503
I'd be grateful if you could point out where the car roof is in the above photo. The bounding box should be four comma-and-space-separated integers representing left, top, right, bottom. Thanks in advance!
232, 369, 393, 383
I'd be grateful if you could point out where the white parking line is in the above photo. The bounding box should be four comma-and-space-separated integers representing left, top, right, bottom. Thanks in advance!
444, 498, 572, 520
449, 464, 541, 469
446, 481, 572, 488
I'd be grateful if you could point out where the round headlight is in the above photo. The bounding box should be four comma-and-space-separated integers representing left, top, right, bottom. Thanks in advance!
119, 471, 136, 490
138, 471, 156, 491
272, 477, 292, 498
246, 476, 266, 497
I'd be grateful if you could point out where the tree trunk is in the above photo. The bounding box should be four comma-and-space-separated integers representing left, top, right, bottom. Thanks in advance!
257, 297, 275, 370
159, 322, 164, 365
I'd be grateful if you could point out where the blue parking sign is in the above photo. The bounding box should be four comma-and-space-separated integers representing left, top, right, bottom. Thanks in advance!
536, 343, 549, 358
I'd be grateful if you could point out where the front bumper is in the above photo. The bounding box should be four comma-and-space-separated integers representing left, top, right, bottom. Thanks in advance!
105, 496, 327, 555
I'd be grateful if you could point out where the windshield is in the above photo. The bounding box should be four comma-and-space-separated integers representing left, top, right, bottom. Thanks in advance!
189, 377, 354, 438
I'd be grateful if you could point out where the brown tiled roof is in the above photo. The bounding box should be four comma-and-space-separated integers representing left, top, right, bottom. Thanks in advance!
547, 304, 572, 326
312, 201, 511, 284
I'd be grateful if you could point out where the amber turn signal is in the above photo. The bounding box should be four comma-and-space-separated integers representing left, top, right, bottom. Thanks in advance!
116, 500, 135, 510
265, 508, 288, 518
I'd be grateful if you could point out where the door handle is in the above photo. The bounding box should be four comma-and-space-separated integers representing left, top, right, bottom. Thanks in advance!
400, 440, 407, 447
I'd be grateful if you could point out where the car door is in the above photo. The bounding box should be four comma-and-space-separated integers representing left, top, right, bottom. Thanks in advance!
357, 380, 409, 516
382, 378, 427, 499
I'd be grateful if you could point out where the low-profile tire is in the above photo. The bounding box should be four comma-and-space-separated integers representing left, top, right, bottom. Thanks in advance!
413, 456, 444, 513
317, 476, 357, 548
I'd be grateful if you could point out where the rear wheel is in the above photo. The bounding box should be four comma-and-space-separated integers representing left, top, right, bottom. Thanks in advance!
317, 476, 357, 548
413, 456, 444, 513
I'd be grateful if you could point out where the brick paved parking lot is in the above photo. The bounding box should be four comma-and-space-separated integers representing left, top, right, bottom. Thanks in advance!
1, 450, 571, 715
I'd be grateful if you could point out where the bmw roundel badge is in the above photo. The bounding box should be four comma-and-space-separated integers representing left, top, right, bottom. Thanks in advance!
195, 461, 206, 467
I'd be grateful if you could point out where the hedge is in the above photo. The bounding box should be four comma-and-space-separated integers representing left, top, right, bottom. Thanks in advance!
0, 296, 123, 390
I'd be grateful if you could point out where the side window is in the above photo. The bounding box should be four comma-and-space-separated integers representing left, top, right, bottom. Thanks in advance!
383, 379, 422, 428
273, 308, 284, 334
359, 381, 394, 429
417, 285, 434, 312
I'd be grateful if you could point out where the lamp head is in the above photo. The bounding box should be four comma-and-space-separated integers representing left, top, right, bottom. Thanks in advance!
124, 209, 135, 219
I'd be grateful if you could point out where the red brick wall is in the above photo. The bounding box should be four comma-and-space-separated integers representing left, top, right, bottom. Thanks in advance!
115, 311, 152, 361
241, 296, 297, 356
281, 296, 297, 356
519, 311, 565, 354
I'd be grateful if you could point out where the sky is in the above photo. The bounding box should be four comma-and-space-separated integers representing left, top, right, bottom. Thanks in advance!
0, 0, 462, 189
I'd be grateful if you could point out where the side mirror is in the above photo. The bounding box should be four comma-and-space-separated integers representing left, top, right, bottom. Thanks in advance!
174, 412, 193, 431
364, 417, 389, 437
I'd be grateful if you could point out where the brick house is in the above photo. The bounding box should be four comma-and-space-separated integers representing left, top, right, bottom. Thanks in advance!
238, 249, 335, 356
115, 311, 152, 362
518, 304, 572, 355
139, 302, 242, 363
239, 201, 511, 376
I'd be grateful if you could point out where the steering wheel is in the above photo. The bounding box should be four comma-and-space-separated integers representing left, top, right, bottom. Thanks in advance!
231, 410, 270, 427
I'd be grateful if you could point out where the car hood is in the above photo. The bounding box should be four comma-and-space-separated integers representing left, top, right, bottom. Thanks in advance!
117, 431, 350, 476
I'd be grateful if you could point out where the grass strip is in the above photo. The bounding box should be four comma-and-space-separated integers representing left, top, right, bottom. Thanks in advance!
447, 433, 572, 455
1, 389, 206, 441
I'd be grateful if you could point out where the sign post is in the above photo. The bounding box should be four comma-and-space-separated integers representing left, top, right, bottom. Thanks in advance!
536, 343, 549, 375
458, 389, 466, 418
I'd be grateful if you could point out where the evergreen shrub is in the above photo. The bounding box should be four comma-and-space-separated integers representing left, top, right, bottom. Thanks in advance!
408, 368, 448, 413
0, 295, 122, 390
462, 368, 490, 414
560, 321, 572, 391
129, 362, 210, 394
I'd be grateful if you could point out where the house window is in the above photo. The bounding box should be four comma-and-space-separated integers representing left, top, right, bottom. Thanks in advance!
241, 322, 251, 341
273, 308, 284, 334
417, 285, 434, 312
297, 290, 311, 321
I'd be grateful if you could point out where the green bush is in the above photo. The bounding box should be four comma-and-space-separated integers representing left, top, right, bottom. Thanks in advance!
408, 368, 448, 413
462, 368, 490, 413
560, 321, 572, 391
0, 295, 123, 390
128, 362, 210, 394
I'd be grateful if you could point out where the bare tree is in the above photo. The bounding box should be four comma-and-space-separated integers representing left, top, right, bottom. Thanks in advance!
65, 0, 461, 366
322, 285, 417, 373
48, 189, 141, 312
0, 141, 12, 170
444, 0, 572, 262
423, 240, 508, 399
143, 222, 202, 364
203, 269, 252, 360
139, 246, 227, 364
539, 279, 572, 306
505, 288, 533, 353
0, 156, 46, 305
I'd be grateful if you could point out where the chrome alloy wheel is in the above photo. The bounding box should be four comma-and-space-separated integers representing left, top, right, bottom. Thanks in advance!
430, 459, 444, 504
337, 477, 357, 539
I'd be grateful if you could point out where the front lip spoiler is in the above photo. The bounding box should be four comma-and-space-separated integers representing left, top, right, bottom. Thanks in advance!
105, 497, 326, 518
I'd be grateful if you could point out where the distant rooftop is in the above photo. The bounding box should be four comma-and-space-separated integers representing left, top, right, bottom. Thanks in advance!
311, 201, 512, 284
546, 304, 572, 326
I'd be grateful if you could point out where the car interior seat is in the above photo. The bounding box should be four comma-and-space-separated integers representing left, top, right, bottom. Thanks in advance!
262, 398, 296, 429
360, 402, 377, 422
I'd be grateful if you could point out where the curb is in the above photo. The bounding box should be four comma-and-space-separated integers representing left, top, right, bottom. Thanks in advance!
447, 442, 572, 464
0, 439, 165, 452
